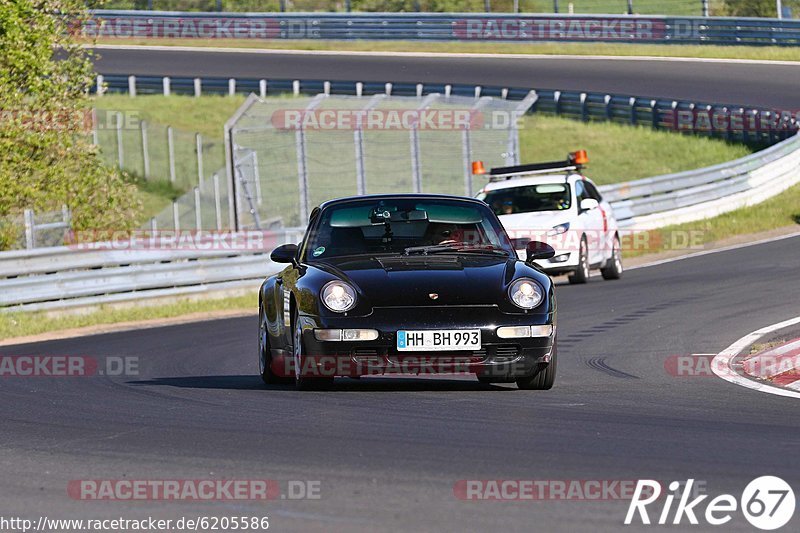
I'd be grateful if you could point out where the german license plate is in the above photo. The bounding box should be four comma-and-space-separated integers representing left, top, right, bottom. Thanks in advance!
396, 329, 481, 351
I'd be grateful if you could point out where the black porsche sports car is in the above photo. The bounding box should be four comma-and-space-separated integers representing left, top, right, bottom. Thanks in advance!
258, 194, 557, 390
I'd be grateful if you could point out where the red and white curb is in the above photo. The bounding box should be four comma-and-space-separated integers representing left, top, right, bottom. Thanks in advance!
712, 316, 800, 399
741, 337, 800, 390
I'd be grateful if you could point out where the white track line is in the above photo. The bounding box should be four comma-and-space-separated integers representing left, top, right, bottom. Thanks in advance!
627, 231, 800, 272
712, 316, 800, 400
88, 44, 800, 66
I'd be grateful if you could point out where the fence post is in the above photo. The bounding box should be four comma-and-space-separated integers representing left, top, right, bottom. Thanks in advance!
651, 100, 659, 129
580, 92, 588, 121
629, 97, 638, 125
604, 94, 613, 120
353, 94, 384, 195
24, 209, 35, 250
416, 83, 423, 98
141, 120, 150, 179
461, 127, 472, 196
554, 91, 561, 115
96, 74, 105, 97
172, 202, 180, 231
228, 78, 236, 96
445, 84, 452, 98
91, 108, 99, 146
324, 81, 331, 95
194, 77, 202, 97
115, 111, 124, 169
167, 126, 176, 183
409, 94, 438, 193
702, 0, 709, 16
163, 76, 171, 96
196, 133, 204, 185
385, 82, 392, 96
194, 187, 202, 230
260, 80, 267, 98
213, 173, 223, 230
293, 80, 301, 96
61, 205, 71, 231
474, 86, 482, 99
295, 95, 325, 223
356, 82, 363, 97
128, 75, 137, 97
253, 151, 263, 207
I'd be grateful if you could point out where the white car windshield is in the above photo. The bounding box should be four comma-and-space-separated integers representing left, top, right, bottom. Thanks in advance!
479, 183, 572, 215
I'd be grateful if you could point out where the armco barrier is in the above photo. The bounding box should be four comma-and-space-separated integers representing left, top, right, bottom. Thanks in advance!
94, 75, 799, 145
601, 132, 800, 230
2, 131, 798, 312
86, 11, 800, 46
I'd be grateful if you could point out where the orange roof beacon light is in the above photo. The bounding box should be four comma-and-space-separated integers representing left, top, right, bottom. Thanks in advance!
472, 160, 487, 175
570, 150, 589, 166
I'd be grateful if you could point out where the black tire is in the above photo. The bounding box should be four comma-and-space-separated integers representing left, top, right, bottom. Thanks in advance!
259, 305, 291, 386
601, 234, 623, 280
568, 236, 589, 284
516, 343, 557, 390
292, 308, 333, 391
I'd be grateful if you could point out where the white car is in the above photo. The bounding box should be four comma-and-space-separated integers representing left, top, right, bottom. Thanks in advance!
475, 151, 623, 284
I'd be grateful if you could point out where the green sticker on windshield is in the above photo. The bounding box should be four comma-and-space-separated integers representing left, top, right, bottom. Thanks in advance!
313, 246, 326, 257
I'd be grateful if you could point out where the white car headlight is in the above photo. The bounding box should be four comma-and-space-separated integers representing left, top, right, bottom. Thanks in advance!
548, 222, 570, 236
321, 281, 357, 313
508, 278, 544, 309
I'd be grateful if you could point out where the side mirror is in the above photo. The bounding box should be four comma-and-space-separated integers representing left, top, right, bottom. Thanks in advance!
526, 241, 556, 262
580, 198, 599, 212
510, 237, 531, 250
270, 243, 299, 264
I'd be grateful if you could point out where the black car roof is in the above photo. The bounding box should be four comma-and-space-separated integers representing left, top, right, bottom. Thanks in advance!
317, 193, 487, 211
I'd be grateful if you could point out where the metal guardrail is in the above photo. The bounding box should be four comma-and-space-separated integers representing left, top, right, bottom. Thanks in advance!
95, 75, 799, 146
87, 11, 800, 46
2, 131, 798, 312
5, 71, 799, 312
604, 132, 800, 229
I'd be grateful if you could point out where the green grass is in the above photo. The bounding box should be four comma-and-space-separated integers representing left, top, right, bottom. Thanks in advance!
94, 38, 800, 62
99, 0, 717, 16
518, 115, 752, 185
624, 182, 800, 258
0, 294, 256, 340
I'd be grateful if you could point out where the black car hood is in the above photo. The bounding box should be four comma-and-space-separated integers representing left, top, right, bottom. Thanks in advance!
310, 255, 515, 308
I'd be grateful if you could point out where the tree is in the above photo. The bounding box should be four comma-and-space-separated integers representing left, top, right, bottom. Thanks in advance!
0, 0, 140, 249
723, 0, 780, 17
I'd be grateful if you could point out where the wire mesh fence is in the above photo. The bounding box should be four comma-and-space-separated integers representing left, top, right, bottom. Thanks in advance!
227, 92, 535, 230
99, 0, 724, 17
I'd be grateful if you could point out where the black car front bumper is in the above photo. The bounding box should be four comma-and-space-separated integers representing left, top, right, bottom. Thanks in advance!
275, 305, 555, 379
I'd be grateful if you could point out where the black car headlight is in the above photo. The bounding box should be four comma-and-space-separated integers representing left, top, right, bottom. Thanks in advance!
508, 278, 544, 309
321, 281, 357, 313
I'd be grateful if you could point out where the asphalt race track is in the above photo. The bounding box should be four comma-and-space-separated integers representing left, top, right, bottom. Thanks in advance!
91, 47, 800, 109
2, 236, 799, 531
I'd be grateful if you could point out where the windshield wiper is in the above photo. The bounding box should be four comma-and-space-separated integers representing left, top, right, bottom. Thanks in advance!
403, 243, 510, 257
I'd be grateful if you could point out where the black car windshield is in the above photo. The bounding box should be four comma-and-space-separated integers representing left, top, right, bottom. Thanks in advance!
303, 198, 514, 261
478, 183, 572, 215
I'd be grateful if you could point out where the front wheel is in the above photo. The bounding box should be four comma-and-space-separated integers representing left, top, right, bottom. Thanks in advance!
601, 234, 623, 280
259, 309, 291, 385
292, 309, 333, 391
568, 237, 589, 284
516, 343, 557, 390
